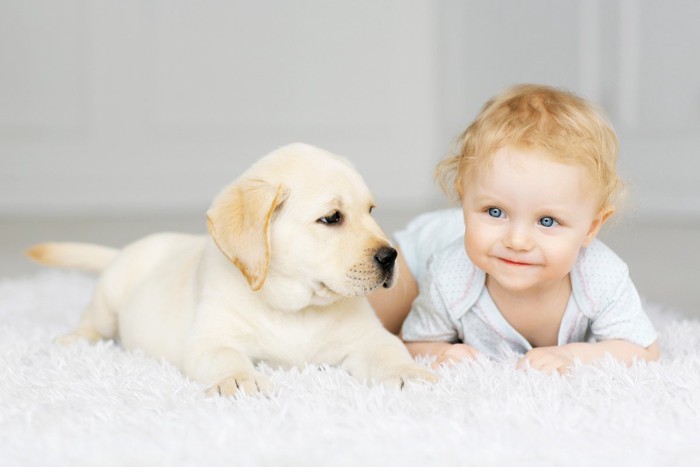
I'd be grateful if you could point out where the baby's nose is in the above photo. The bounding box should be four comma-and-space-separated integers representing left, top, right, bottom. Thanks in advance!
504, 224, 534, 251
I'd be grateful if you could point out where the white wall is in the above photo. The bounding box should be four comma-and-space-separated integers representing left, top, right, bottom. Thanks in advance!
438, 0, 700, 220
1, 0, 441, 215
2, 0, 699, 220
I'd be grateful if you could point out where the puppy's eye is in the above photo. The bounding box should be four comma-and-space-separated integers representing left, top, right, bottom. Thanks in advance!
317, 211, 342, 225
369, 205, 375, 214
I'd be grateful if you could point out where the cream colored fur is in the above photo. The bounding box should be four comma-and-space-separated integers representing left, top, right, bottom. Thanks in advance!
28, 143, 434, 396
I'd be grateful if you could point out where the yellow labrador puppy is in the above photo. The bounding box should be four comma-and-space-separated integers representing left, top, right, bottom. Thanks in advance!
29, 143, 435, 396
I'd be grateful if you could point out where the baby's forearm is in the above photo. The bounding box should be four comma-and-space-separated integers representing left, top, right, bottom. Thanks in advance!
404, 341, 454, 359
564, 340, 660, 364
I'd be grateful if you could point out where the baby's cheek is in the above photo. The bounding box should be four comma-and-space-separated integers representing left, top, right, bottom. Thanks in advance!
463, 227, 479, 256
463, 230, 488, 270
546, 242, 580, 273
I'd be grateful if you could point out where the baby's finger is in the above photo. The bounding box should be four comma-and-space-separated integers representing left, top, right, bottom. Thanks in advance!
517, 354, 544, 370
538, 357, 573, 375
536, 362, 558, 375
517, 351, 544, 370
465, 346, 479, 359
430, 354, 456, 369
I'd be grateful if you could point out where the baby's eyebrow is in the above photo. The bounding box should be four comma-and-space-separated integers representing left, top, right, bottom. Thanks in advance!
472, 193, 502, 205
536, 207, 573, 220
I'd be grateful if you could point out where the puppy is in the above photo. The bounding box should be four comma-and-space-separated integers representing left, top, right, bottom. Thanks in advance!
28, 143, 435, 396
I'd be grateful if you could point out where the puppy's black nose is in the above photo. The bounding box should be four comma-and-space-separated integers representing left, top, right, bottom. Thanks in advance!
374, 246, 397, 271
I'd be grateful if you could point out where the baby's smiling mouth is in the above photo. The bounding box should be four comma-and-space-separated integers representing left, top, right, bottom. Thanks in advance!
498, 257, 535, 267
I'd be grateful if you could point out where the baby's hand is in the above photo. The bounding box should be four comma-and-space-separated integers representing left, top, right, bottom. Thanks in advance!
431, 343, 479, 369
516, 346, 575, 375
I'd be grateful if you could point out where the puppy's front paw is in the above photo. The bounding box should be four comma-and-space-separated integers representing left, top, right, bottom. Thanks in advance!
375, 363, 437, 389
206, 371, 272, 397
54, 329, 100, 346
55, 333, 86, 346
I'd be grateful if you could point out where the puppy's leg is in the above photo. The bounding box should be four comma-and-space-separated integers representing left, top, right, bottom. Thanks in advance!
342, 330, 436, 389
183, 347, 272, 397
56, 290, 116, 345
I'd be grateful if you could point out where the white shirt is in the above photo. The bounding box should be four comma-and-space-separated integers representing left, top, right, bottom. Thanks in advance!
396, 209, 658, 358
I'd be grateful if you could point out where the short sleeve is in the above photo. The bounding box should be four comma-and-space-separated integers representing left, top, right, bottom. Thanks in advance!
588, 274, 657, 348
572, 240, 657, 348
393, 208, 464, 282
401, 263, 459, 343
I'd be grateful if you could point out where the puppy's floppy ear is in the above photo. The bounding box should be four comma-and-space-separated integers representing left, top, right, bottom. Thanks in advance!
207, 178, 290, 291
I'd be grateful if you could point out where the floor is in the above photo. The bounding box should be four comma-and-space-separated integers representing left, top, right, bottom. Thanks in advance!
1, 209, 698, 319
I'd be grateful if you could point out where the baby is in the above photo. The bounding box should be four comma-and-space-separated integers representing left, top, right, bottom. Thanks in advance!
370, 84, 659, 374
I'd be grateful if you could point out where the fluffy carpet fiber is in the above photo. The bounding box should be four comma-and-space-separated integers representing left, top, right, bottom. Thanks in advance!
1, 271, 699, 466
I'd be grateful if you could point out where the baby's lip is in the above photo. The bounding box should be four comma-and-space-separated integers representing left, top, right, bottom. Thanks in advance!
498, 257, 536, 266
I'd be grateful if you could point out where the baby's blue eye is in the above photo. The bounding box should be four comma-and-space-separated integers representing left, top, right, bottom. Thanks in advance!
539, 216, 558, 227
488, 207, 504, 218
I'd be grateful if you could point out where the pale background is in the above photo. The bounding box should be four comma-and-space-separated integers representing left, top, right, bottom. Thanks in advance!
1, 0, 699, 316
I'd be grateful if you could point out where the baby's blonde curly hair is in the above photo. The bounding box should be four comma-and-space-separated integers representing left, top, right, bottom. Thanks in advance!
436, 84, 622, 211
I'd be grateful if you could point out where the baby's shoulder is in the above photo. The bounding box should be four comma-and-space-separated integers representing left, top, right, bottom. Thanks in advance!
394, 208, 464, 280
426, 238, 485, 319
573, 239, 628, 282
397, 208, 463, 249
427, 237, 472, 273
571, 239, 630, 317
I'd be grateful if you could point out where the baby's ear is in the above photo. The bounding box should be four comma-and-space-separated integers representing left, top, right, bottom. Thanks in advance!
583, 206, 615, 246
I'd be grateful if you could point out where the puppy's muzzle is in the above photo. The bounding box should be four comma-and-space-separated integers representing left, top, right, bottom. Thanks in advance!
374, 246, 397, 288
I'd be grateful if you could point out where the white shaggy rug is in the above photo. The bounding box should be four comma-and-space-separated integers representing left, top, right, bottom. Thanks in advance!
1, 271, 700, 467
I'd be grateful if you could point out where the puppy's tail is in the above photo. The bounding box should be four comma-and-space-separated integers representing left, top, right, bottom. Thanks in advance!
26, 242, 119, 273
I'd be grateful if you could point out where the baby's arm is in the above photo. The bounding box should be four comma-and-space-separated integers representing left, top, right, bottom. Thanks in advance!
518, 340, 660, 374
406, 341, 479, 369
369, 250, 418, 334
526, 240, 661, 374
370, 208, 466, 335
